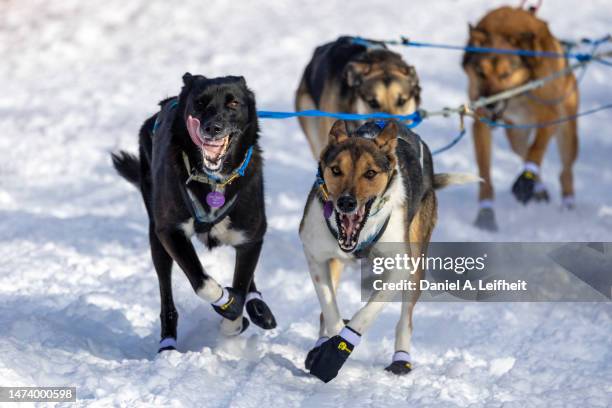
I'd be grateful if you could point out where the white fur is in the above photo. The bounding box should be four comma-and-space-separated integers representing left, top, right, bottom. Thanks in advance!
502, 97, 534, 125
207, 216, 247, 246
354, 99, 370, 115
196, 280, 223, 303
180, 218, 195, 237
182, 216, 248, 247
404, 98, 417, 118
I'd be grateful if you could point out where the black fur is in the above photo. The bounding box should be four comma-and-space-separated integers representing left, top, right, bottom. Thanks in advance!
110, 151, 140, 185
112, 73, 276, 346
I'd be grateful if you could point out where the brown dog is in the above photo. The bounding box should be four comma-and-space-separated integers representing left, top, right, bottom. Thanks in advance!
463, 6, 579, 231
296, 36, 421, 157
299, 120, 477, 382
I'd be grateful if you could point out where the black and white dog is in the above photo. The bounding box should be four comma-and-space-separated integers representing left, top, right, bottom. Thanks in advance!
112, 73, 276, 352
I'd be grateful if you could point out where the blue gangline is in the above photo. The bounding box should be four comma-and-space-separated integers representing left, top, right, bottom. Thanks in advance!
257, 109, 423, 127
479, 103, 612, 130
400, 35, 611, 62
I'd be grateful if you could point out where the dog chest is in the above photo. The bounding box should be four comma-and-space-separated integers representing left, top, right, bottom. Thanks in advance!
180, 217, 247, 247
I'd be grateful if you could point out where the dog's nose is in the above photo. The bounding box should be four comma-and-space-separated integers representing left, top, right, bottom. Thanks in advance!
205, 123, 224, 135
337, 196, 357, 213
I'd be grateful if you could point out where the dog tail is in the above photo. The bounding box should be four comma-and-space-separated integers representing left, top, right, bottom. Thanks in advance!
433, 173, 481, 190
111, 151, 140, 186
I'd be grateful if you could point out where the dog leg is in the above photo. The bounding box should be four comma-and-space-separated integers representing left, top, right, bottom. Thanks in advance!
387, 291, 417, 375
505, 127, 549, 202
513, 126, 556, 204
149, 223, 178, 353
310, 256, 343, 336
473, 120, 498, 231
557, 119, 578, 209
505, 127, 530, 159
227, 240, 275, 334
155, 227, 244, 321
304, 255, 344, 371
318, 258, 344, 337
308, 260, 405, 382
387, 193, 434, 374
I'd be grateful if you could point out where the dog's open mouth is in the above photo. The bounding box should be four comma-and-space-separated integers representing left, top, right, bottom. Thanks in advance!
335, 198, 375, 252
201, 136, 230, 171
187, 115, 231, 171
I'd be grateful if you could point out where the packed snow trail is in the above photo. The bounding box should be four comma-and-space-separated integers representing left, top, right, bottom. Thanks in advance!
0, 0, 611, 406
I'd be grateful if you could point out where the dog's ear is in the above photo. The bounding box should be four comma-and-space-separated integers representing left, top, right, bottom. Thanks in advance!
328, 120, 350, 145
468, 24, 488, 45
373, 121, 398, 152
399, 64, 416, 77
182, 72, 194, 86
344, 62, 370, 87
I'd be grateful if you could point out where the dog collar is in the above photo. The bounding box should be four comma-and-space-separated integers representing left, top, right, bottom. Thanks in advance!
182, 146, 253, 188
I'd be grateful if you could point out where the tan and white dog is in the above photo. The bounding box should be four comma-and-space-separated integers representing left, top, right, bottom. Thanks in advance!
296, 36, 421, 158
299, 119, 476, 382
463, 6, 579, 231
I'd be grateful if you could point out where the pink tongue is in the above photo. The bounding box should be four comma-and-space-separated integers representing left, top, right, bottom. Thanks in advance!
186, 115, 204, 147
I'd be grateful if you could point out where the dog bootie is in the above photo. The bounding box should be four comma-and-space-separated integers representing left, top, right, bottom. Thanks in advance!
212, 287, 245, 321
512, 163, 540, 204
385, 351, 412, 375
245, 291, 277, 329
309, 327, 361, 383
474, 207, 498, 231
158, 337, 177, 353
305, 336, 329, 370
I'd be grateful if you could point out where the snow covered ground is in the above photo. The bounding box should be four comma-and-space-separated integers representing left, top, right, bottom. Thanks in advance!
0, 0, 611, 406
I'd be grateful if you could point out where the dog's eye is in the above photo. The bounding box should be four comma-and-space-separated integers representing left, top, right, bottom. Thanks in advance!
367, 99, 380, 109
364, 169, 378, 180
331, 166, 342, 176
475, 66, 486, 78
397, 96, 407, 107
196, 99, 207, 110
227, 100, 240, 109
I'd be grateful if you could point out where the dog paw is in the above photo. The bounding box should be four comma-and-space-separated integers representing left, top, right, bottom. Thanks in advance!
212, 287, 245, 321
562, 195, 575, 210
245, 292, 277, 330
220, 316, 250, 336
158, 337, 177, 353
512, 171, 537, 204
384, 360, 412, 375
309, 327, 360, 383
305, 345, 321, 370
533, 182, 550, 203
474, 208, 498, 232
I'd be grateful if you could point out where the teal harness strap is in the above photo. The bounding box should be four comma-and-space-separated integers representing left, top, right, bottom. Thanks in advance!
152, 98, 178, 135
